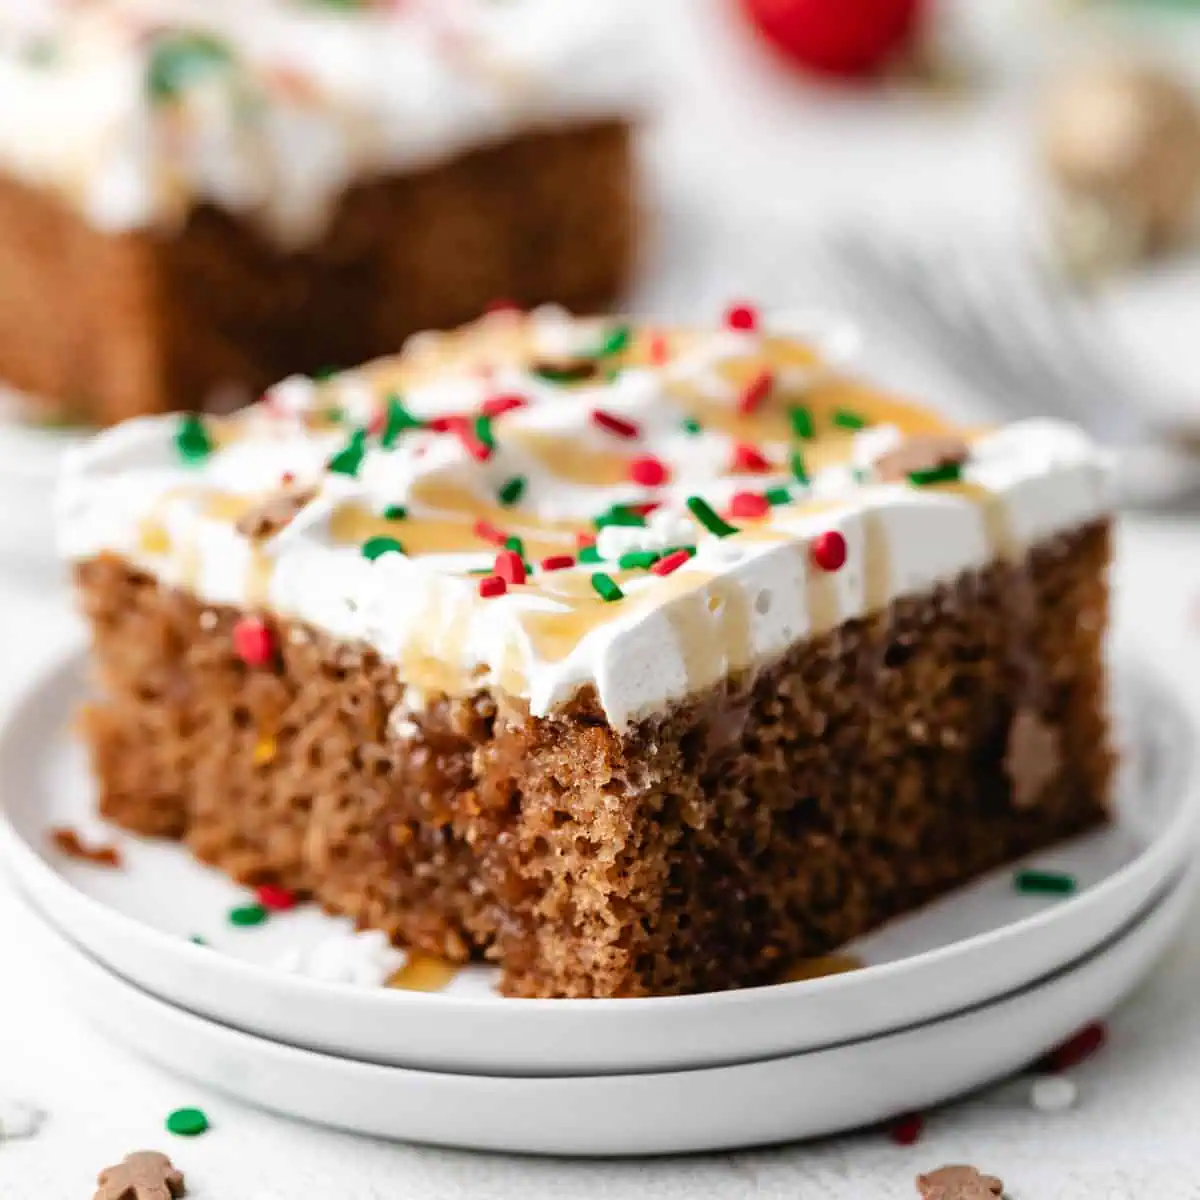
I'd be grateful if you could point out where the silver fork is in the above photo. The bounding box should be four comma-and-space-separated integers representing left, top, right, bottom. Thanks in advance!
818, 228, 1200, 505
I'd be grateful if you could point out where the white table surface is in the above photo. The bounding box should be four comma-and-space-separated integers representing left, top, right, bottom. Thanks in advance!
5, 1, 1200, 1194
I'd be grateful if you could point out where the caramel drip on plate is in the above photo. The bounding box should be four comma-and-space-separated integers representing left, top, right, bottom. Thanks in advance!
781, 952, 863, 983
386, 955, 458, 992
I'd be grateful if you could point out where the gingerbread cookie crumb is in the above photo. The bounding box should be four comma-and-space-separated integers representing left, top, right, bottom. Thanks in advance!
1005, 709, 1061, 809
874, 434, 970, 484
95, 1151, 185, 1200
916, 1164, 1004, 1200
50, 826, 122, 868
235, 485, 317, 540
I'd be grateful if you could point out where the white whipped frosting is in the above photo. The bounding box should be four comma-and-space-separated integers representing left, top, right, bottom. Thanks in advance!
0, 0, 652, 245
58, 309, 1112, 728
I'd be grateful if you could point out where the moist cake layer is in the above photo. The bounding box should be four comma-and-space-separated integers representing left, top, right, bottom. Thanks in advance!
60, 308, 1111, 727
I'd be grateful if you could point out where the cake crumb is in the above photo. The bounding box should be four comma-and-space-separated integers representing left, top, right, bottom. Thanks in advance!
94, 1150, 185, 1200
1005, 709, 1061, 809
50, 826, 122, 868
915, 1164, 1003, 1200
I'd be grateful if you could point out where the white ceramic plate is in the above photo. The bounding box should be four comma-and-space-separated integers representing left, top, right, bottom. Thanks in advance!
0, 646, 1196, 1078
23, 866, 1195, 1157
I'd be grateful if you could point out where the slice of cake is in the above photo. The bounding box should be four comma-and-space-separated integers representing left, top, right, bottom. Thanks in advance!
60, 305, 1114, 998
0, 0, 645, 426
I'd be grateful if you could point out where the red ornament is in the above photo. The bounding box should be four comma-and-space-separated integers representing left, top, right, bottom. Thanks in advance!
729, 490, 771, 519
494, 549, 527, 586
232, 617, 274, 668
731, 442, 772, 473
591, 409, 641, 439
739, 0, 926, 79
810, 529, 847, 572
478, 575, 507, 598
630, 455, 669, 487
540, 554, 576, 572
481, 393, 527, 419
652, 548, 692, 577
256, 884, 297, 912
1039, 1022, 1107, 1073
888, 1112, 924, 1146
737, 369, 774, 415
724, 302, 760, 333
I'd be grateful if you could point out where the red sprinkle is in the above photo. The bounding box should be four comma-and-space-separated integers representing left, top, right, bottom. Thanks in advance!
575, 531, 597, 549
481, 393, 526, 419
478, 575, 507, 598
454, 424, 491, 462
233, 618, 274, 668
647, 334, 670, 366
485, 298, 521, 316
494, 549, 527, 586
1040, 1022, 1107, 1073
591, 409, 641, 439
731, 442, 771, 473
473, 519, 509, 547
630, 455, 669, 487
725, 302, 760, 333
628, 500, 661, 518
811, 530, 847, 572
652, 549, 691, 577
737, 368, 774, 415
888, 1113, 924, 1146
540, 554, 576, 572
425, 414, 462, 434
729, 490, 770, 519
256, 884, 297, 912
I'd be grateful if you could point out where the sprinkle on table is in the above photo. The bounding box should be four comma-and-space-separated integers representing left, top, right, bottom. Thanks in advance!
255, 884, 297, 912
724, 302, 760, 333
789, 450, 810, 485
591, 409, 640, 439
494, 549, 527, 586
909, 462, 963, 487
591, 572, 624, 602
165, 1107, 210, 1137
810, 530, 847, 573
380, 393, 423, 448
362, 536, 404, 561
687, 495, 738, 538
1014, 868, 1076, 896
737, 368, 773, 415
618, 550, 660, 571
1039, 1021, 1107, 1072
383, 505, 407, 521
327, 428, 368, 477
540, 554, 575, 572
789, 405, 815, 440
174, 413, 212, 465
497, 476, 526, 507
478, 574, 507, 598
832, 408, 868, 431
232, 617, 274, 668
630, 455, 669, 487
1030, 1076, 1078, 1112
652, 548, 692, 577
229, 903, 267, 927
888, 1112, 924, 1146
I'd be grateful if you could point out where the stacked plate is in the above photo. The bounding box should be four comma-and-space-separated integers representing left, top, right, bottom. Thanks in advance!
1, 645, 1197, 1156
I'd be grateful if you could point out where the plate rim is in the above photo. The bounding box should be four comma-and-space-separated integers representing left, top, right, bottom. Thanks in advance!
0, 640, 1196, 1061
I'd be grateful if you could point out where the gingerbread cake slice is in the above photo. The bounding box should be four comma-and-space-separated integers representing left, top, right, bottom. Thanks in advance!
60, 305, 1114, 998
0, 0, 644, 426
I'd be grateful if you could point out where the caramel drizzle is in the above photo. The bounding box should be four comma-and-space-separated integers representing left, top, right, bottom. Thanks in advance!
386, 954, 458, 992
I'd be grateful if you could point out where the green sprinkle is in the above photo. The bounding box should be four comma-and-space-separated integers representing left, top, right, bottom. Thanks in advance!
765, 485, 793, 507
832, 408, 867, 431
322, 405, 345, 424
166, 1107, 210, 1137
789, 450, 809, 485
327, 428, 367, 477
595, 324, 631, 358
594, 505, 646, 530
467, 567, 492, 576
686, 496, 738, 538
473, 413, 496, 454
662, 544, 697, 560
789, 405, 815, 440
146, 32, 232, 103
533, 364, 591, 385
313, 365, 341, 381
380, 393, 423, 448
383, 505, 407, 521
229, 903, 267, 928
591, 573, 624, 602
504, 535, 526, 558
618, 550, 660, 571
498, 476, 526, 507
362, 536, 405, 561
175, 413, 212, 465
578, 545, 604, 564
682, 417, 703, 435
1015, 869, 1076, 896
909, 462, 962, 487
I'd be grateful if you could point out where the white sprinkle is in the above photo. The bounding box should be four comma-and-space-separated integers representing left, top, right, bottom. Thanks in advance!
0, 1099, 45, 1140
1030, 1075, 1078, 1112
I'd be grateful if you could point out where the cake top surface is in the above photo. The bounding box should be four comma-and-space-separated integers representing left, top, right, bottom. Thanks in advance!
59, 305, 1110, 727
0, 0, 649, 243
